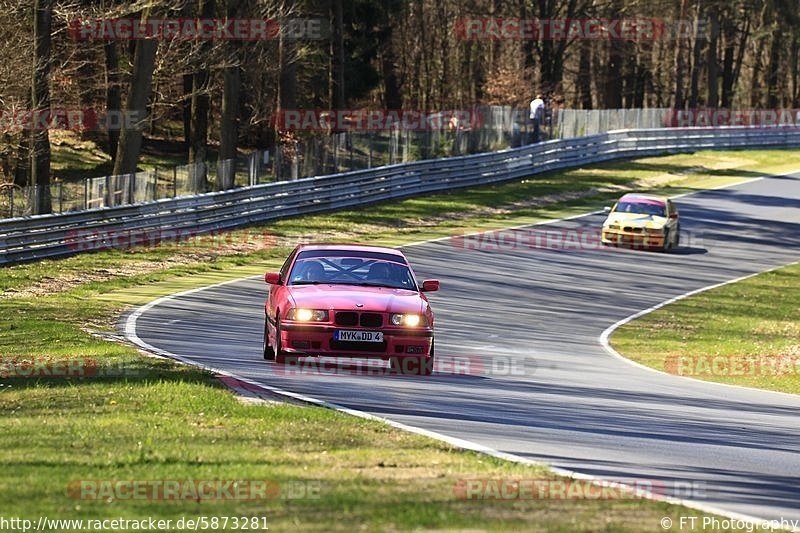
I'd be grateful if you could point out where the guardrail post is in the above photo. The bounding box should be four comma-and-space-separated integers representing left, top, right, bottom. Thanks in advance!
173, 167, 178, 198
105, 175, 112, 207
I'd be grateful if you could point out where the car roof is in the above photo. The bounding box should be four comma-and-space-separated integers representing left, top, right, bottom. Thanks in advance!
619, 193, 668, 205
295, 243, 405, 257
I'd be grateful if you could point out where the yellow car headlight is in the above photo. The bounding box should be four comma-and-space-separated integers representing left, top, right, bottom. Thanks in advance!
287, 308, 329, 322
391, 313, 425, 327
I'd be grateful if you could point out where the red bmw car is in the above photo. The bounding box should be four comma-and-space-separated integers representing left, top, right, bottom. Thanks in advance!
262, 244, 439, 375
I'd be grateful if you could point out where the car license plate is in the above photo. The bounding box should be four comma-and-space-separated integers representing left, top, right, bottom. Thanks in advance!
334, 330, 384, 342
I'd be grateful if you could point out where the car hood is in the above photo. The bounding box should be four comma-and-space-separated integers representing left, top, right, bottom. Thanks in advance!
604, 212, 667, 229
287, 285, 425, 314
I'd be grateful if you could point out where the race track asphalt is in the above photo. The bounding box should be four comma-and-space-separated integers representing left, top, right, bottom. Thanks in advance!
128, 171, 800, 523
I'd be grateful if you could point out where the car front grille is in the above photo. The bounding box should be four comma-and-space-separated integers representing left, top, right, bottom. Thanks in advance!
623, 226, 643, 233
335, 312, 358, 326
359, 313, 382, 327
334, 311, 383, 327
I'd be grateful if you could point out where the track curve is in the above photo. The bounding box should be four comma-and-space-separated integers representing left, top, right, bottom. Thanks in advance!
128, 172, 800, 523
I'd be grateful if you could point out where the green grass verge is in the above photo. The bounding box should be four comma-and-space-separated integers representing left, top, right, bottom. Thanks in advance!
3, 149, 800, 530
611, 262, 800, 395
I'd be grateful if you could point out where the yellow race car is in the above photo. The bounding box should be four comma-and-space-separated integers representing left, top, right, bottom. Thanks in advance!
601, 193, 680, 252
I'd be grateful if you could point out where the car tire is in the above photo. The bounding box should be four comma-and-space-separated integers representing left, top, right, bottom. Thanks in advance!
420, 339, 435, 376
661, 229, 673, 253
263, 320, 275, 360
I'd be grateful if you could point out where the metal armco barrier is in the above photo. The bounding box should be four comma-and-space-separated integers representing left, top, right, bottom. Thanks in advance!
2, 126, 799, 265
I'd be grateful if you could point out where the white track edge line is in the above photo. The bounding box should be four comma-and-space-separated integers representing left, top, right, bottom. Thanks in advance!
124, 169, 800, 531
125, 307, 793, 530
600, 260, 800, 400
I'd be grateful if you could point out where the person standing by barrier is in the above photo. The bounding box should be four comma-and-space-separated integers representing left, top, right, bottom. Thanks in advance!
529, 94, 545, 143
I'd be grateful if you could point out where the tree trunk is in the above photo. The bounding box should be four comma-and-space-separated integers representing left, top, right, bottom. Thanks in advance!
604, 40, 624, 108
720, 16, 735, 107
672, 0, 690, 109
749, 2, 770, 107
14, 128, 30, 188
277, 10, 297, 111
688, 4, 705, 108
765, 21, 781, 108
632, 57, 647, 108
792, 32, 799, 107
31, 0, 52, 215
188, 0, 214, 191
104, 41, 121, 162
182, 74, 192, 149
112, 11, 158, 176
219, 0, 243, 191
380, 34, 402, 108
577, 39, 592, 109
706, 10, 719, 108
329, 0, 345, 111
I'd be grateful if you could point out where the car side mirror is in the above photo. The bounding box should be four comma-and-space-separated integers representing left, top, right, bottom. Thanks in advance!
603, 206, 612, 213
421, 279, 439, 292
264, 272, 281, 285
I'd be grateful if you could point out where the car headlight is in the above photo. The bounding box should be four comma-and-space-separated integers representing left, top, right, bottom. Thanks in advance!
391, 313, 426, 327
286, 308, 329, 322
645, 227, 664, 235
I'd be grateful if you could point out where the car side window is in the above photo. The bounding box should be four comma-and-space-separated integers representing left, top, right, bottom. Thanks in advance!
279, 249, 298, 283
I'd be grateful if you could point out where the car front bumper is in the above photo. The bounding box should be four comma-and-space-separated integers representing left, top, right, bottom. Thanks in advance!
601, 228, 665, 248
280, 323, 434, 359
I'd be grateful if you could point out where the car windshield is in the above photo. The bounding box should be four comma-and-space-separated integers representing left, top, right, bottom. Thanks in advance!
288, 255, 417, 290
614, 201, 666, 217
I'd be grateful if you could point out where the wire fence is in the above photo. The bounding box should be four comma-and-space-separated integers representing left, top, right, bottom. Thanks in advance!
1, 106, 675, 219
553, 108, 671, 138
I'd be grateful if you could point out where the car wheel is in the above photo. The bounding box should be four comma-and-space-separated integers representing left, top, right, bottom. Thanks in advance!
420, 339, 435, 376
661, 229, 673, 252
263, 320, 275, 360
